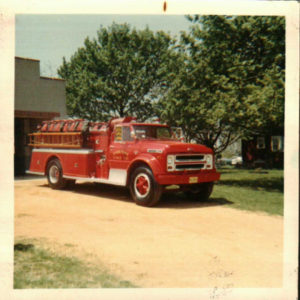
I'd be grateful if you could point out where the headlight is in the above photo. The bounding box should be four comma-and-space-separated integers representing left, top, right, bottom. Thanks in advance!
206, 154, 213, 169
167, 155, 175, 171
167, 156, 174, 164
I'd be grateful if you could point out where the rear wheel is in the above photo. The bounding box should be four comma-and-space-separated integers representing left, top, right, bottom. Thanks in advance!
186, 182, 214, 201
130, 166, 162, 207
46, 159, 67, 189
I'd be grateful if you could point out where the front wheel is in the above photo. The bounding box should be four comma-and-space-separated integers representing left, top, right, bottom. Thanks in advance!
129, 166, 162, 207
46, 159, 67, 189
185, 182, 214, 201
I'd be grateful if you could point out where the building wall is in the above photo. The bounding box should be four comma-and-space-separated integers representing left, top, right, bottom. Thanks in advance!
14, 118, 42, 175
15, 57, 67, 175
15, 57, 67, 116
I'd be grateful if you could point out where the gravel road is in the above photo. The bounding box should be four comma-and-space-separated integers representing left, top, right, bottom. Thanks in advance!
14, 179, 283, 288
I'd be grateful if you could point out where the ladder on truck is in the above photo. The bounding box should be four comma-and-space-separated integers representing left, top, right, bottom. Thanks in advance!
28, 119, 104, 149
29, 132, 83, 148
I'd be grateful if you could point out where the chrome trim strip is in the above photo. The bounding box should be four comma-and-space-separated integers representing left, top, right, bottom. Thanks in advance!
175, 158, 205, 162
175, 161, 207, 165
33, 148, 94, 154
174, 153, 206, 157
63, 169, 127, 187
26, 170, 45, 176
63, 176, 126, 187
175, 166, 205, 171
147, 149, 163, 153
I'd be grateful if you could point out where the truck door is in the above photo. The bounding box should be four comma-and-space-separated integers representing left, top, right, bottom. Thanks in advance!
109, 125, 128, 169
93, 127, 110, 179
109, 125, 136, 170
122, 125, 137, 166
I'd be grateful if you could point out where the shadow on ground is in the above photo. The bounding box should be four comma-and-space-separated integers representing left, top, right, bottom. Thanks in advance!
39, 182, 233, 209
218, 177, 283, 193
14, 243, 34, 252
156, 194, 233, 209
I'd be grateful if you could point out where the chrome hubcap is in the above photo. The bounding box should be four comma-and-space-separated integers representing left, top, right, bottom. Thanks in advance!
49, 165, 59, 184
134, 173, 150, 198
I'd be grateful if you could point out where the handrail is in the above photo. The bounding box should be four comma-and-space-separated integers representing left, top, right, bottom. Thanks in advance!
28, 143, 82, 149
29, 132, 82, 136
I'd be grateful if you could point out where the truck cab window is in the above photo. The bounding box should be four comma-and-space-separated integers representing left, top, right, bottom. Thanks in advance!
122, 126, 133, 141
133, 125, 173, 140
115, 126, 122, 142
157, 127, 171, 139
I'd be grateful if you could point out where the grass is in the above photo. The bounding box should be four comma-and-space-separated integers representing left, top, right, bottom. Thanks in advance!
14, 240, 137, 289
213, 168, 283, 215
218, 168, 283, 192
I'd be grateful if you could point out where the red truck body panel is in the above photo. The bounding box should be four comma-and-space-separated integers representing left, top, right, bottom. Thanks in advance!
30, 150, 96, 178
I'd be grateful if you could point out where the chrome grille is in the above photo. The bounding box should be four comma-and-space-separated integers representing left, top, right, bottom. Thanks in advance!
167, 153, 213, 171
176, 164, 204, 170
175, 155, 204, 161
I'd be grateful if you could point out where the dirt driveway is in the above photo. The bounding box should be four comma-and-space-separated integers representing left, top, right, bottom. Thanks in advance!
14, 179, 283, 288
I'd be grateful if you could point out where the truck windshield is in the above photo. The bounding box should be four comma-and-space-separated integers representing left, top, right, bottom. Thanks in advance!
133, 125, 174, 140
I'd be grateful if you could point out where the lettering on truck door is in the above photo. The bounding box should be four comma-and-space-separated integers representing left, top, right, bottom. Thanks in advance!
122, 125, 138, 166
109, 125, 127, 169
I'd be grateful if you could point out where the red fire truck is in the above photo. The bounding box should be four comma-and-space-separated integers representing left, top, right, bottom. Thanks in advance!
27, 117, 220, 206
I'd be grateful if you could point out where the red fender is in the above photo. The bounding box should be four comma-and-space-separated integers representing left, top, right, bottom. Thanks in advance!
127, 154, 164, 183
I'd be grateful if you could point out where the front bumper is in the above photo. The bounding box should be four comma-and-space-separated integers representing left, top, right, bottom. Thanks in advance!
156, 170, 220, 185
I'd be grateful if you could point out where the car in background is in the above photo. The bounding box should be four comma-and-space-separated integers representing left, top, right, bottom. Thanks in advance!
216, 156, 243, 168
231, 156, 243, 166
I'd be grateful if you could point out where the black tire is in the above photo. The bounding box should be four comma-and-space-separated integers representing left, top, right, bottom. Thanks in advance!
186, 182, 214, 201
129, 166, 162, 207
46, 159, 67, 189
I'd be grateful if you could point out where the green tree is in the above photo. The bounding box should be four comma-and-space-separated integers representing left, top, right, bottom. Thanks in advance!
58, 23, 174, 121
157, 16, 285, 153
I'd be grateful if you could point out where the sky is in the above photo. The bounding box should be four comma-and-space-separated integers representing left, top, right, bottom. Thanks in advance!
15, 14, 191, 77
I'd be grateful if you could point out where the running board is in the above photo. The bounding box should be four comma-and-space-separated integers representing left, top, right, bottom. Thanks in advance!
26, 170, 45, 176
26, 169, 127, 187
63, 175, 126, 187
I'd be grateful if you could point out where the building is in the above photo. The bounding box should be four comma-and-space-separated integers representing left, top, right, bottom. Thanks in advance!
242, 134, 284, 169
15, 56, 67, 175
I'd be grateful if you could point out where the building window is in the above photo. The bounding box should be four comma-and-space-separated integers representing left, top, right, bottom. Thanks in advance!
257, 137, 265, 149
271, 136, 283, 152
